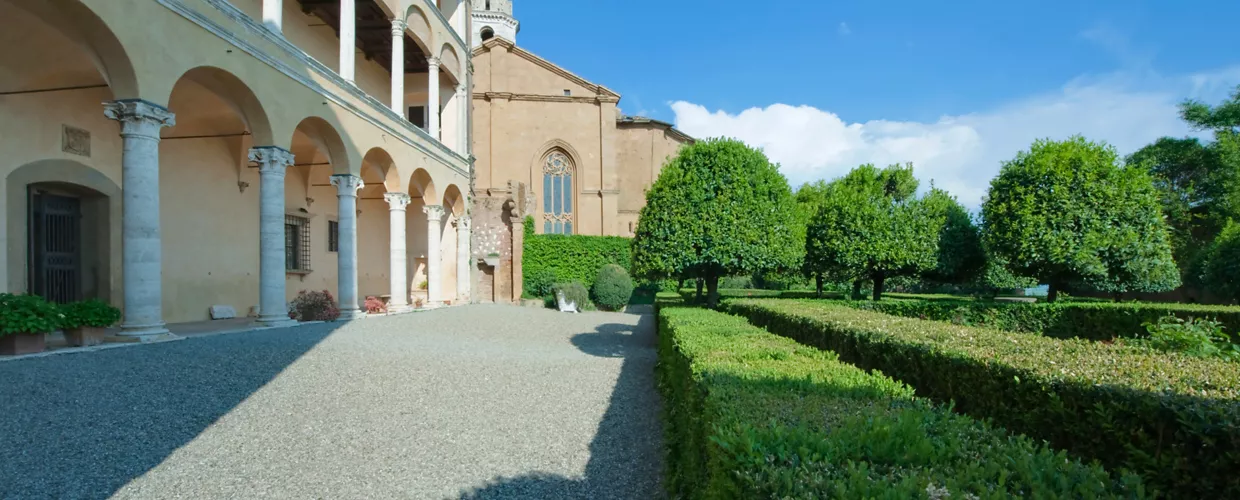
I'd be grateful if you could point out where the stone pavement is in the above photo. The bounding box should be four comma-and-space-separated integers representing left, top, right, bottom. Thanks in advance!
0, 305, 663, 499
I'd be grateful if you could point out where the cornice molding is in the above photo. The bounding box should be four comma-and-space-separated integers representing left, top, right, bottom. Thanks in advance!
472, 38, 621, 99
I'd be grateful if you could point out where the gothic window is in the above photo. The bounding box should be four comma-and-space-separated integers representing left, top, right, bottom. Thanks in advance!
542, 151, 574, 235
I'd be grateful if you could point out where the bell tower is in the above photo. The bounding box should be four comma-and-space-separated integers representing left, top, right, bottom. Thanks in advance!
471, 0, 519, 46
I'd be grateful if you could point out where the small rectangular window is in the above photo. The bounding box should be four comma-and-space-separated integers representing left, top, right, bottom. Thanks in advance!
563, 89, 571, 96
328, 220, 339, 252
408, 106, 427, 129
285, 214, 312, 272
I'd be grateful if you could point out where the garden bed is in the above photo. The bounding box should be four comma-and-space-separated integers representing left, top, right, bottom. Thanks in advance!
725, 298, 1240, 497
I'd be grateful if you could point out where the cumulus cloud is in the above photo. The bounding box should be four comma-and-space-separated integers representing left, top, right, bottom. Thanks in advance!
670, 68, 1240, 209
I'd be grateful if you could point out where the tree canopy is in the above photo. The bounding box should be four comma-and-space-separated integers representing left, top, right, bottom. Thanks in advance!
1199, 220, 1240, 303
982, 136, 1180, 302
920, 187, 985, 285
805, 163, 942, 300
631, 138, 801, 307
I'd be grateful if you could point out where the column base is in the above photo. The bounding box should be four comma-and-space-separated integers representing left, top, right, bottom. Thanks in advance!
338, 308, 365, 320
387, 303, 413, 314
117, 322, 171, 340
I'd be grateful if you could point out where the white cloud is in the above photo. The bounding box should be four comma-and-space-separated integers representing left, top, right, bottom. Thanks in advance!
670, 67, 1240, 209
837, 22, 851, 36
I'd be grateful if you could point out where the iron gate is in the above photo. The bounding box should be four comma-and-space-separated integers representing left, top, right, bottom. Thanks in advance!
30, 191, 81, 304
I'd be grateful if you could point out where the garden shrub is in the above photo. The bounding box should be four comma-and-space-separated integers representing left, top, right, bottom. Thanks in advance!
1135, 315, 1240, 361
590, 264, 633, 311
658, 302, 1144, 498
844, 298, 1240, 341
551, 282, 589, 309
364, 296, 387, 314
0, 293, 65, 335
62, 299, 122, 328
290, 290, 340, 321
726, 298, 1240, 497
523, 231, 631, 295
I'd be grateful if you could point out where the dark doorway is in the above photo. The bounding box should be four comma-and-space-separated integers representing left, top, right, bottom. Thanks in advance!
29, 190, 82, 304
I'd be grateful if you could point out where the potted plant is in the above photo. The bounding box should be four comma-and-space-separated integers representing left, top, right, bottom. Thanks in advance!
62, 299, 122, 347
552, 282, 589, 313
0, 293, 64, 355
483, 252, 501, 267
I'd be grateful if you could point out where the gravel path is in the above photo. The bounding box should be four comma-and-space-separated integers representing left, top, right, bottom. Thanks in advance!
0, 305, 663, 499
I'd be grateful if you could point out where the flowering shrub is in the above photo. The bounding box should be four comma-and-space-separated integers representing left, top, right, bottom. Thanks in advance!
364, 296, 387, 314
291, 290, 340, 321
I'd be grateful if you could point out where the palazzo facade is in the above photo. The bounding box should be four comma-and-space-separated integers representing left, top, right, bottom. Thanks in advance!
1, 0, 475, 335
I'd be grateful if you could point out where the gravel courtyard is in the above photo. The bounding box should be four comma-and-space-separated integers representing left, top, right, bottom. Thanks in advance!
0, 305, 662, 499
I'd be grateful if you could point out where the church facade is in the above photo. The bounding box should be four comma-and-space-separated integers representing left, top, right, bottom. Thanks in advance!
465, 0, 692, 301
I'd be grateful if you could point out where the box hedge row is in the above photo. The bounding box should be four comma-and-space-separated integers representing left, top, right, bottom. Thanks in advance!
725, 298, 1240, 497
844, 298, 1240, 341
657, 301, 1145, 499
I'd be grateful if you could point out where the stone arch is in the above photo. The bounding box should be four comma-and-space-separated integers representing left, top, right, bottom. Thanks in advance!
5, 0, 140, 99
528, 139, 584, 188
409, 168, 439, 205
361, 147, 403, 192
290, 116, 353, 175
442, 184, 466, 217
5, 159, 122, 302
166, 66, 275, 146
439, 42, 463, 83
403, 4, 434, 55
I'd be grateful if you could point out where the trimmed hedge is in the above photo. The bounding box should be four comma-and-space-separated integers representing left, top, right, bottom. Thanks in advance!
726, 299, 1240, 497
676, 288, 842, 302
523, 228, 632, 298
845, 298, 1240, 341
658, 302, 1145, 498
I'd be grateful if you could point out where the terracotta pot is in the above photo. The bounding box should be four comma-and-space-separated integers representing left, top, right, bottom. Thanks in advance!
0, 332, 47, 355
65, 326, 107, 347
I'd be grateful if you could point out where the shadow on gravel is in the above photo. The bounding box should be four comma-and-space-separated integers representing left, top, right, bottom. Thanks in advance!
0, 321, 343, 499
458, 312, 663, 499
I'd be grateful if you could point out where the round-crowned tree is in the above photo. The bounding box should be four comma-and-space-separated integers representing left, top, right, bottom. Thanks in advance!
982, 136, 1180, 302
1201, 221, 1240, 303
591, 264, 634, 311
632, 138, 801, 307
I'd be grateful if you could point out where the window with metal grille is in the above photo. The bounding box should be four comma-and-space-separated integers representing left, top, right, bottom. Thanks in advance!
328, 220, 339, 252
285, 215, 311, 272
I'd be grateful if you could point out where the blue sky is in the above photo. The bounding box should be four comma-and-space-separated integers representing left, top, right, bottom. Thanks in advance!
514, 0, 1240, 207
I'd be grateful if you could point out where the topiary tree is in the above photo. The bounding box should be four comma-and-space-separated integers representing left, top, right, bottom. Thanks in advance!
591, 264, 634, 311
982, 136, 1181, 302
805, 163, 942, 300
632, 138, 801, 307
1200, 220, 1240, 303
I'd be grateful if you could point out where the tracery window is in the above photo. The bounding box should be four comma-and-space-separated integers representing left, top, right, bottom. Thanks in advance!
542, 151, 573, 235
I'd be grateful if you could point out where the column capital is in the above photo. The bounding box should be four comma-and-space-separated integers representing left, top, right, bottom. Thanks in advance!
426, 56, 441, 69
103, 99, 175, 138
457, 215, 471, 229
249, 146, 295, 174
456, 83, 468, 95
424, 204, 445, 221
384, 192, 412, 210
330, 174, 364, 197
391, 18, 407, 34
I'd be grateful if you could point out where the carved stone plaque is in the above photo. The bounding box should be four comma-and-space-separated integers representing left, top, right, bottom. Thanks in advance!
62, 125, 90, 157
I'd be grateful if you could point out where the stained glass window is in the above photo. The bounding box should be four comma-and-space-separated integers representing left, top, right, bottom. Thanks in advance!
542, 151, 573, 235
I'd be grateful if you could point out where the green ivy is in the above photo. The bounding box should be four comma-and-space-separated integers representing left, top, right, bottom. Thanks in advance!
657, 301, 1144, 498
726, 298, 1240, 497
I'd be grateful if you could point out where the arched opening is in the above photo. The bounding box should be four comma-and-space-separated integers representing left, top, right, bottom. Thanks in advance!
441, 184, 467, 301
541, 149, 576, 235
6, 160, 121, 304
285, 116, 353, 302
357, 147, 401, 302
407, 168, 438, 305
480, 27, 495, 42
153, 66, 279, 322
1, 0, 139, 100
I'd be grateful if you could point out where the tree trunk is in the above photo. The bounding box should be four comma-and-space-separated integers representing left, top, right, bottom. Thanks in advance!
695, 278, 703, 303
1047, 283, 1059, 303
851, 279, 863, 300
1113, 292, 1123, 303
815, 273, 824, 297
677, 278, 686, 291
705, 273, 721, 309
872, 274, 886, 301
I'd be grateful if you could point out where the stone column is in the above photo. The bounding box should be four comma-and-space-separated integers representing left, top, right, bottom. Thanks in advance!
103, 99, 175, 338
510, 214, 524, 302
331, 174, 364, 319
390, 19, 406, 115
456, 215, 471, 303
385, 192, 412, 313
427, 56, 440, 139
262, 0, 283, 33
250, 146, 297, 327
339, 0, 356, 82
455, 82, 468, 154
424, 205, 444, 307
